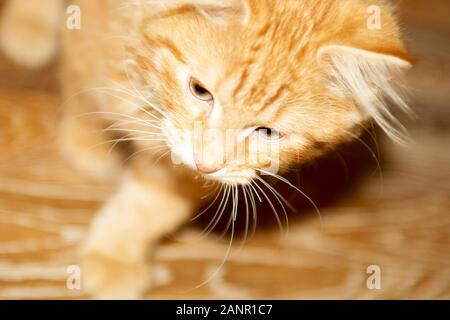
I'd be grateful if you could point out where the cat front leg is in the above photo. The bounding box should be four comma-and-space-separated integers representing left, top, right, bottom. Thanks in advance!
80, 169, 192, 299
60, 93, 123, 181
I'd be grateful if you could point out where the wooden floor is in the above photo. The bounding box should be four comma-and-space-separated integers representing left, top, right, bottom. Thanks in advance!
0, 1, 449, 299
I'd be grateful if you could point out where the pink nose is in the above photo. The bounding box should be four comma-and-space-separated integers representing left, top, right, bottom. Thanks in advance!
196, 163, 220, 174
194, 155, 221, 174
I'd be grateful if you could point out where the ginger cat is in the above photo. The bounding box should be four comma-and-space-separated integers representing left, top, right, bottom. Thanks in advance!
0, 0, 411, 298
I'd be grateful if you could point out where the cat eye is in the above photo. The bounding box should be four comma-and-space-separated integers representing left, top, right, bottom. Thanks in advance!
189, 78, 214, 103
255, 127, 283, 141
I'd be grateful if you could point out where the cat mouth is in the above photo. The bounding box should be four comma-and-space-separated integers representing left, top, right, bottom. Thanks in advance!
201, 168, 256, 185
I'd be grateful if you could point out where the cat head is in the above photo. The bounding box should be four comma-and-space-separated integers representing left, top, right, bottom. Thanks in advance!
125, 0, 412, 185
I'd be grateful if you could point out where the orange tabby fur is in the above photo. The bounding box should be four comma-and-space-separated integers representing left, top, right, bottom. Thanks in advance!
0, 0, 411, 298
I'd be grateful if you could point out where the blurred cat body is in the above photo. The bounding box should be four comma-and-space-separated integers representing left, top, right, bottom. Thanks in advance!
0, 0, 411, 298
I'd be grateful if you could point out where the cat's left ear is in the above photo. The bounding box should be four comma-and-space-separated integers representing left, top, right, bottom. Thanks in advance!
195, 0, 250, 26
317, 43, 413, 143
316, 4, 414, 143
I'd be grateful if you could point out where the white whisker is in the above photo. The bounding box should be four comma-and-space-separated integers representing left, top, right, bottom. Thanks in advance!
201, 185, 230, 237
122, 145, 168, 165
252, 179, 285, 235
256, 176, 290, 235
245, 184, 258, 240
191, 184, 223, 221
257, 169, 324, 229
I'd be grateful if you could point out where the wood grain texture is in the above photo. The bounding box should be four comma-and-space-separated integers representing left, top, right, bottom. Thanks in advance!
0, 0, 449, 299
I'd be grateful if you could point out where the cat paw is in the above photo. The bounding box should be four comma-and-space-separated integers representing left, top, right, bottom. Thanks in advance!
0, 0, 61, 68
81, 252, 152, 300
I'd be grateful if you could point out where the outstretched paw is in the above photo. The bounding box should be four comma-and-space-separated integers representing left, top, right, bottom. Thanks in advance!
81, 252, 152, 300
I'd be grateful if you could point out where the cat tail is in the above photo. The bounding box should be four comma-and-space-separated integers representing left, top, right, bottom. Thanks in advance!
0, 0, 64, 69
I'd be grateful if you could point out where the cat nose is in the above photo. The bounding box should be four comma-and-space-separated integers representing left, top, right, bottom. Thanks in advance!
194, 155, 221, 174
196, 163, 220, 174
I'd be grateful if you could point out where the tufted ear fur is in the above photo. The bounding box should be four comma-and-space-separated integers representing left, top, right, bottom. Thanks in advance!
318, 42, 413, 144
316, 1, 414, 144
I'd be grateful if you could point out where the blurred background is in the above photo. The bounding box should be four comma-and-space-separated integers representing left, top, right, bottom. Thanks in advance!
0, 0, 449, 299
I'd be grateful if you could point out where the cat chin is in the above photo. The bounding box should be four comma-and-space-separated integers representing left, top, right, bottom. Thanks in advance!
203, 168, 256, 186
